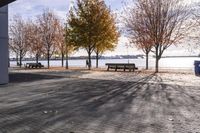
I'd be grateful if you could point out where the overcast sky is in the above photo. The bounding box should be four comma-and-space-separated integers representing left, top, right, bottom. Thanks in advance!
8, 0, 200, 56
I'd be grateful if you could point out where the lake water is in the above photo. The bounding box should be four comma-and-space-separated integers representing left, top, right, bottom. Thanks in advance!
10, 57, 200, 70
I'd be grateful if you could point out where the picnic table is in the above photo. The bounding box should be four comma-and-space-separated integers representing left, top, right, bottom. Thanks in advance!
25, 63, 44, 69
105, 63, 138, 72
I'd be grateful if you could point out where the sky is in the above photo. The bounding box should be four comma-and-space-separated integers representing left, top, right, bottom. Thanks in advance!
8, 0, 200, 57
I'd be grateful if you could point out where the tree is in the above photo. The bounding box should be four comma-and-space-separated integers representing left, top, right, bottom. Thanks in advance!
94, 6, 119, 68
124, 0, 190, 72
55, 21, 75, 68
132, 34, 153, 70
136, 36, 153, 70
65, 25, 76, 69
38, 9, 59, 69
54, 22, 75, 68
9, 38, 19, 66
124, 5, 153, 70
67, 0, 119, 70
94, 41, 117, 68
55, 22, 66, 67
189, 4, 200, 55
9, 15, 29, 67
26, 21, 43, 63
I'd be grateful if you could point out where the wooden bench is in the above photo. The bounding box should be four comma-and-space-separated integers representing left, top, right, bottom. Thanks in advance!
25, 63, 44, 69
105, 63, 138, 72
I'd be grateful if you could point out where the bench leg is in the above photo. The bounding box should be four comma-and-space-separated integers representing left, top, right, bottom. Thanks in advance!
115, 66, 117, 71
107, 66, 110, 71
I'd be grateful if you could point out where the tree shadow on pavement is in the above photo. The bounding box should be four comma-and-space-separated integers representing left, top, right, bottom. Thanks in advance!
9, 70, 90, 83
9, 73, 66, 83
1, 73, 200, 133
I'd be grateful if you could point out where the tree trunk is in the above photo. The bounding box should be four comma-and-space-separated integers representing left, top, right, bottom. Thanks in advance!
36, 53, 39, 63
66, 52, 69, 69
155, 57, 159, 73
146, 52, 149, 70
16, 53, 19, 66
61, 52, 64, 67
19, 57, 22, 68
19, 54, 22, 68
96, 52, 99, 68
65, 44, 69, 69
47, 49, 50, 69
155, 45, 159, 73
88, 51, 91, 70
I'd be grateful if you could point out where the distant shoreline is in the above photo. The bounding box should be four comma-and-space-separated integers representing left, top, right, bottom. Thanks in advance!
161, 56, 200, 58
9, 56, 200, 62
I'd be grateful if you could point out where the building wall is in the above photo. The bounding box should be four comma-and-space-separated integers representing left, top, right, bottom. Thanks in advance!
0, 6, 8, 84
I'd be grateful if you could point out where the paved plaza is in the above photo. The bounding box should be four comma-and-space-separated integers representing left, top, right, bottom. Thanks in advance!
0, 71, 200, 133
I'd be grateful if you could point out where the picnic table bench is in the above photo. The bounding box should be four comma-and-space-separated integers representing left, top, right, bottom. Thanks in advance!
105, 63, 138, 72
25, 63, 44, 69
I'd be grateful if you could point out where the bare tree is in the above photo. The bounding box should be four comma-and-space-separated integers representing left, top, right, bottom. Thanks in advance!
55, 22, 66, 67
9, 15, 29, 67
134, 35, 153, 70
189, 3, 200, 55
9, 38, 19, 66
124, 0, 190, 72
64, 24, 76, 69
124, 5, 153, 70
54, 21, 75, 68
38, 9, 59, 68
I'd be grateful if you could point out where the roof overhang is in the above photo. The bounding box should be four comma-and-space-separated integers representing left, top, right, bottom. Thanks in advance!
0, 0, 16, 7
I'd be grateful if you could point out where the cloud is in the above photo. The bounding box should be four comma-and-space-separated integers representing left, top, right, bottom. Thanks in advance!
9, 0, 70, 20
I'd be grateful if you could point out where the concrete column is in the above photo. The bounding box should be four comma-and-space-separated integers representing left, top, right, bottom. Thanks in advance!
0, 6, 8, 84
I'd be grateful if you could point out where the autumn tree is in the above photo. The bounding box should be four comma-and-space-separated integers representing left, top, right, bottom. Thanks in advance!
38, 9, 59, 69
9, 15, 29, 67
93, 2, 119, 68
67, 0, 119, 70
26, 21, 43, 63
94, 40, 117, 68
124, 0, 190, 72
